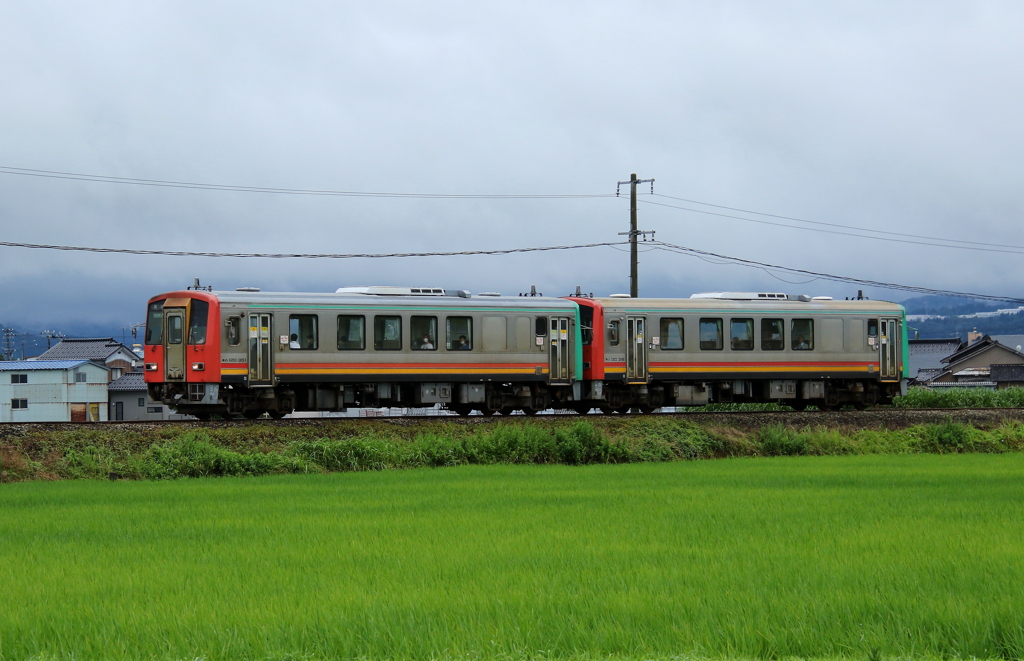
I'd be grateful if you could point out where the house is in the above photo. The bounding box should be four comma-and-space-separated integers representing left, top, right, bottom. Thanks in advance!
990, 364, 1024, 389
38, 338, 140, 381
0, 360, 110, 422
918, 335, 1024, 388
108, 372, 178, 421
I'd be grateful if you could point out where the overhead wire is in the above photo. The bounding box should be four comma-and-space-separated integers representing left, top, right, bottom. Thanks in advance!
652, 241, 1024, 304
0, 239, 628, 259
639, 198, 1024, 255
653, 192, 1024, 250
0, 166, 614, 199
1, 235, 1020, 303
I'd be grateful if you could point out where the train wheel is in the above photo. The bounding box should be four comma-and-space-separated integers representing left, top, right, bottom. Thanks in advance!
522, 407, 539, 416
573, 405, 591, 415
243, 410, 261, 420
790, 402, 807, 412
221, 412, 236, 421
599, 406, 614, 415
195, 413, 211, 422
478, 407, 495, 417
853, 402, 868, 411
499, 406, 514, 416
452, 405, 473, 417
268, 410, 285, 419
638, 405, 656, 414
616, 405, 631, 414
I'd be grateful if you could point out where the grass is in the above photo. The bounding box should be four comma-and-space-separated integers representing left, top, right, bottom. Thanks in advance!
2, 455, 1024, 660
6, 417, 1024, 482
893, 387, 1024, 409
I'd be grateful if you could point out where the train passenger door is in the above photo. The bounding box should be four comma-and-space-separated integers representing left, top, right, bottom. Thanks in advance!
879, 316, 900, 380
164, 307, 186, 381
625, 315, 648, 383
248, 313, 274, 385
548, 316, 572, 385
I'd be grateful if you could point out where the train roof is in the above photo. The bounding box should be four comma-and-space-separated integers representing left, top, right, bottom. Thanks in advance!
584, 296, 905, 313
196, 290, 579, 311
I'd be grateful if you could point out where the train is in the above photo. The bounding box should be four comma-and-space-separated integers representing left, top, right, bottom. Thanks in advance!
143, 284, 908, 419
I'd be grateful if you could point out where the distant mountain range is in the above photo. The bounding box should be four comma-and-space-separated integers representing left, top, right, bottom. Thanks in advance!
899, 295, 1024, 339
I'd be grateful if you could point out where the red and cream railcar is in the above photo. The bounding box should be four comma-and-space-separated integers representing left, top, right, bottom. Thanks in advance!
144, 287, 581, 419
569, 293, 908, 412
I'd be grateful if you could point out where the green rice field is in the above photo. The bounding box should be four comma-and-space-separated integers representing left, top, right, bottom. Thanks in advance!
2, 454, 1024, 661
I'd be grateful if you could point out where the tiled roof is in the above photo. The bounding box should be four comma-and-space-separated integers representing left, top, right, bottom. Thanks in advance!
108, 371, 148, 391
908, 339, 962, 375
991, 364, 1024, 382
913, 368, 943, 383
0, 360, 96, 371
992, 335, 1024, 351
39, 338, 135, 361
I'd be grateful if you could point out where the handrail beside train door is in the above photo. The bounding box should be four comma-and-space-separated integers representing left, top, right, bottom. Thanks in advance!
248, 313, 274, 385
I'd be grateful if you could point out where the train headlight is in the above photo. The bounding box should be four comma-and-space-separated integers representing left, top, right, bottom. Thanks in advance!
191, 362, 205, 371
145, 363, 158, 371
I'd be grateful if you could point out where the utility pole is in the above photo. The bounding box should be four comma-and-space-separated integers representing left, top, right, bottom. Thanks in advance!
41, 330, 64, 350
2, 328, 15, 361
617, 173, 655, 297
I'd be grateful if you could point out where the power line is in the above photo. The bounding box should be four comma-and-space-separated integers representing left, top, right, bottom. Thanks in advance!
652, 241, 1024, 304
0, 239, 628, 259
647, 193, 1024, 253
0, 166, 615, 199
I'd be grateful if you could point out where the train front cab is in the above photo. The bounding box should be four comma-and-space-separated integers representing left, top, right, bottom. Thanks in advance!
143, 291, 222, 416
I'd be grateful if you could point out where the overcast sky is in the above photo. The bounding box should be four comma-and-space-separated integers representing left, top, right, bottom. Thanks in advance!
2, 1, 1023, 344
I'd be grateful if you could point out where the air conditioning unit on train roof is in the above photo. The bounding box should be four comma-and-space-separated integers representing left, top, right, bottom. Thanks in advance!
690, 292, 790, 300
335, 286, 470, 297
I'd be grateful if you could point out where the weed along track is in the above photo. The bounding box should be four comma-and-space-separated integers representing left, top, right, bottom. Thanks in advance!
3, 411, 1024, 482
3, 456, 1024, 661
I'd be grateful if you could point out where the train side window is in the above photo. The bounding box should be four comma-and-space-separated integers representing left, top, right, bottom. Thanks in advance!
761, 318, 784, 351
660, 318, 684, 350
730, 318, 754, 350
337, 315, 365, 350
868, 319, 878, 337
535, 317, 548, 337
188, 299, 209, 345
374, 316, 402, 351
411, 316, 438, 351
226, 317, 241, 346
145, 301, 164, 345
699, 318, 723, 350
609, 320, 620, 346
289, 315, 319, 350
446, 317, 472, 350
792, 319, 814, 350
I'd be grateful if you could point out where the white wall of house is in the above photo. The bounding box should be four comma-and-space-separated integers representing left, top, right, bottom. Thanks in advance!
0, 363, 110, 422
108, 389, 170, 421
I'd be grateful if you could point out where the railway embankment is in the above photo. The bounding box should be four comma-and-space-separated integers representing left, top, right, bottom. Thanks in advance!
3, 408, 1024, 482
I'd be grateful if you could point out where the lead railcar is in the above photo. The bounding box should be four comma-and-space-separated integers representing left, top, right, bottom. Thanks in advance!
143, 286, 582, 419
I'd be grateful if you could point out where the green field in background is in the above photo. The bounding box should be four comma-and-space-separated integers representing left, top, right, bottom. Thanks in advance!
3, 455, 1023, 661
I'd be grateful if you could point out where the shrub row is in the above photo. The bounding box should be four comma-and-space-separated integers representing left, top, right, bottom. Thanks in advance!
5, 418, 1024, 481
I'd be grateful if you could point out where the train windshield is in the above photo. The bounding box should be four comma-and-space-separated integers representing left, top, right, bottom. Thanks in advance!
145, 301, 164, 345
